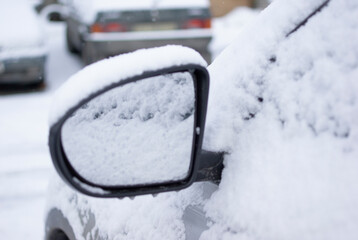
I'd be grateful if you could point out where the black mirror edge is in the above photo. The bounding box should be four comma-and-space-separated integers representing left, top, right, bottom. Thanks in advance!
49, 63, 222, 198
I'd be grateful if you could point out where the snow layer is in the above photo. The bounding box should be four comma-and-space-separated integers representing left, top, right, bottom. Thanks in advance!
69, 0, 209, 24
49, 45, 207, 126
0, 21, 82, 240
202, 0, 358, 239
0, 0, 46, 53
47, 173, 207, 240
209, 7, 259, 59
46, 0, 358, 239
62, 72, 195, 186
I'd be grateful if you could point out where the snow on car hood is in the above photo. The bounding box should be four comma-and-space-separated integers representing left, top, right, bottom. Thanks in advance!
49, 45, 206, 126
0, 1, 44, 51
71, 0, 210, 24
47, 0, 358, 239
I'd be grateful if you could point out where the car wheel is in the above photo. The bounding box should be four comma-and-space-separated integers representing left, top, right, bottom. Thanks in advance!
45, 208, 76, 240
48, 230, 70, 240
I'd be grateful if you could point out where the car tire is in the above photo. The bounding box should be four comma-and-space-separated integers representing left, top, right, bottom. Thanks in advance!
48, 230, 70, 240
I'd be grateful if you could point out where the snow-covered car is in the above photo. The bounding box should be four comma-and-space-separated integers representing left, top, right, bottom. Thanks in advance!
45, 0, 358, 239
64, 0, 212, 64
0, 0, 47, 87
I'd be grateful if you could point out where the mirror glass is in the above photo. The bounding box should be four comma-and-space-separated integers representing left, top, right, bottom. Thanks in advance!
61, 71, 195, 186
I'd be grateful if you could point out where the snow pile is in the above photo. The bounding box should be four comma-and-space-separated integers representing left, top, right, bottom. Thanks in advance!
0, 0, 46, 59
69, 0, 209, 24
210, 7, 259, 59
202, 0, 358, 239
49, 45, 207, 126
62, 72, 195, 186
47, 173, 206, 240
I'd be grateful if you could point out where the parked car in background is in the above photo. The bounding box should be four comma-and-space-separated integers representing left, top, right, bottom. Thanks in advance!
64, 0, 212, 64
45, 0, 358, 239
0, 0, 47, 88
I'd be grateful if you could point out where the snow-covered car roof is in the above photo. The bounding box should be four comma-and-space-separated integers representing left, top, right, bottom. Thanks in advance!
69, 0, 210, 24
0, 0, 44, 51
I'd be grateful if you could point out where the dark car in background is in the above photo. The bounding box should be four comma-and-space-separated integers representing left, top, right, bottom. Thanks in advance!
64, 0, 212, 64
0, 0, 47, 88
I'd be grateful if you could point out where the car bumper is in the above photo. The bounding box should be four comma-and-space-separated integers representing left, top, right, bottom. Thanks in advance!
83, 29, 212, 64
0, 55, 46, 85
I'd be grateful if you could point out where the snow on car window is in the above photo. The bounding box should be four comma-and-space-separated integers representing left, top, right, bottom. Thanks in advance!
61, 72, 195, 186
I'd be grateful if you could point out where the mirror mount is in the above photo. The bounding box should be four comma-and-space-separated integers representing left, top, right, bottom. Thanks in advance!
39, 4, 69, 22
196, 150, 225, 184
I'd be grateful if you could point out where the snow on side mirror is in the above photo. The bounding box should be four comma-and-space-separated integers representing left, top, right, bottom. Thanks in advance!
48, 46, 223, 198
62, 71, 196, 187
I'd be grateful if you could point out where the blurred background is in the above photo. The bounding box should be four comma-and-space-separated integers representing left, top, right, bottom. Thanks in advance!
0, 0, 270, 239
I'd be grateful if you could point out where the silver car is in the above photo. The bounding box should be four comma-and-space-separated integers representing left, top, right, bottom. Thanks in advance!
64, 0, 212, 64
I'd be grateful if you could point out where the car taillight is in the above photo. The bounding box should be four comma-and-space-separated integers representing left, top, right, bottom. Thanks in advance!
182, 19, 211, 29
90, 23, 104, 33
90, 22, 127, 33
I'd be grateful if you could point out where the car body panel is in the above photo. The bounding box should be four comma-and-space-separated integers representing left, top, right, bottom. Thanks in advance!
45, 176, 218, 240
82, 30, 212, 64
0, 56, 46, 85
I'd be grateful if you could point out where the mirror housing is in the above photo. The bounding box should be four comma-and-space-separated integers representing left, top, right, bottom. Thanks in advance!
39, 4, 68, 22
49, 46, 223, 198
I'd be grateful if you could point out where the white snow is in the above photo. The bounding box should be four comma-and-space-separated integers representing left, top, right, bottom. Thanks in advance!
47, 173, 207, 240
209, 7, 259, 59
0, 0, 47, 59
202, 0, 358, 239
49, 45, 207, 126
47, 0, 358, 239
1, 0, 358, 239
0, 20, 82, 240
62, 72, 195, 186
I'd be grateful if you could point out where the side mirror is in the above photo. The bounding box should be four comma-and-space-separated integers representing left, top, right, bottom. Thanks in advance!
40, 4, 68, 22
47, 12, 65, 22
49, 46, 223, 198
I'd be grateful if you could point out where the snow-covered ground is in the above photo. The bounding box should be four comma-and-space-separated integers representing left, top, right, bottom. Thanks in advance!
0, 22, 82, 239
